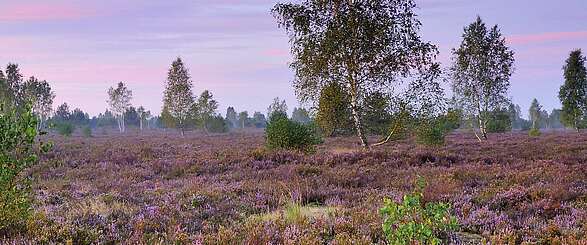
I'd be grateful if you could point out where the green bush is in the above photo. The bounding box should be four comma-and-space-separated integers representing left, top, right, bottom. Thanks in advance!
82, 126, 92, 137
265, 112, 322, 153
206, 115, 228, 133
1, 106, 50, 233
415, 120, 446, 146
487, 109, 512, 133
380, 178, 459, 244
528, 128, 541, 137
56, 123, 74, 137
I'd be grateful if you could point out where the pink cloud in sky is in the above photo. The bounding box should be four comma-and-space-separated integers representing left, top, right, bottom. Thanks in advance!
0, 3, 94, 22
507, 31, 587, 45
261, 48, 289, 58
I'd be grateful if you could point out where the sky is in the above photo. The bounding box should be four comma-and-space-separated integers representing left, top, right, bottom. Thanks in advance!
0, 0, 586, 118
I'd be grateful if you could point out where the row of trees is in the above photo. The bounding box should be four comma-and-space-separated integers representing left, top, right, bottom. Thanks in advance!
49, 102, 158, 131
273, 0, 587, 148
0, 64, 55, 129
161, 58, 229, 135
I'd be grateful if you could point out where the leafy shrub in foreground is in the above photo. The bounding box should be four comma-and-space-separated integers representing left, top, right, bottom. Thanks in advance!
265, 112, 322, 153
56, 123, 74, 137
380, 178, 459, 244
1, 106, 50, 234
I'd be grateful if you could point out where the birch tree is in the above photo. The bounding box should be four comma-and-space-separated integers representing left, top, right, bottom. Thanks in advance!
193, 90, 219, 132
273, 0, 438, 149
22, 77, 55, 130
163, 58, 195, 136
528, 98, 542, 130
451, 16, 515, 141
267, 97, 288, 120
107, 82, 132, 133
137, 106, 150, 131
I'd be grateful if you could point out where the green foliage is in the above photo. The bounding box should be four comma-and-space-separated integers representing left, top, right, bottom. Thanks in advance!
559, 49, 587, 131
265, 112, 322, 153
273, 0, 438, 148
528, 98, 543, 130
194, 90, 219, 131
486, 109, 512, 133
442, 109, 462, 131
1, 106, 50, 233
380, 178, 459, 245
451, 16, 515, 140
82, 126, 92, 138
160, 105, 177, 129
363, 92, 393, 135
316, 83, 354, 137
415, 120, 446, 146
226, 107, 239, 128
267, 97, 288, 119
107, 82, 132, 133
528, 128, 541, 137
238, 111, 249, 128
56, 123, 74, 137
291, 107, 311, 124
206, 115, 228, 133
252, 112, 267, 128
164, 58, 195, 135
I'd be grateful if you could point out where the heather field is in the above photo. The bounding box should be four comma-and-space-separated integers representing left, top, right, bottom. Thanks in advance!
4, 131, 586, 244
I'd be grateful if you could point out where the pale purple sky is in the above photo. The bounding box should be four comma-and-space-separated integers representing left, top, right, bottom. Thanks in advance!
1, 0, 586, 118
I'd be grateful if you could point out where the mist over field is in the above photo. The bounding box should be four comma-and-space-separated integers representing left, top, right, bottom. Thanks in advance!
1, 0, 587, 244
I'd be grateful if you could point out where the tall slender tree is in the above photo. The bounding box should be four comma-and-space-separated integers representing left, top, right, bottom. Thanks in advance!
238, 111, 249, 128
107, 82, 132, 133
5, 64, 24, 108
137, 106, 150, 131
273, 0, 438, 149
193, 90, 219, 132
559, 49, 587, 132
226, 107, 238, 129
451, 16, 515, 141
528, 98, 542, 130
54, 103, 71, 122
163, 58, 195, 136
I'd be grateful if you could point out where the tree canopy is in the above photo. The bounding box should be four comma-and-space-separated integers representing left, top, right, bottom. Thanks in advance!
163, 58, 195, 136
451, 16, 515, 141
107, 82, 133, 133
273, 0, 439, 149
559, 49, 587, 132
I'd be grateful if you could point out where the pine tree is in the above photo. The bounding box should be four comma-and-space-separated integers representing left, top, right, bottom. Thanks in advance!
559, 49, 587, 132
